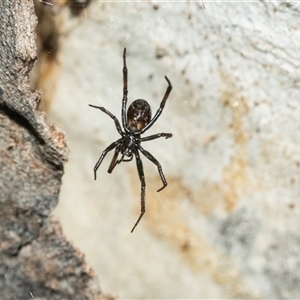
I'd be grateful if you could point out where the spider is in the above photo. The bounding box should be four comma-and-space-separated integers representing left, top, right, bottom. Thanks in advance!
89, 48, 172, 233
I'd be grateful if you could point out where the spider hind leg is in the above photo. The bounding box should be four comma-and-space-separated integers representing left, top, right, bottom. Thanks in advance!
131, 150, 146, 233
139, 145, 168, 192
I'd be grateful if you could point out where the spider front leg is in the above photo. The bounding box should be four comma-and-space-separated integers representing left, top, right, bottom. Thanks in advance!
107, 146, 121, 174
139, 145, 168, 192
107, 150, 133, 173
131, 150, 146, 233
93, 140, 121, 180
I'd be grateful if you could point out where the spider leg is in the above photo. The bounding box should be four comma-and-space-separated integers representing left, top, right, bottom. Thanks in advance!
107, 147, 121, 174
131, 150, 146, 233
140, 76, 172, 134
93, 140, 121, 180
108, 151, 133, 173
141, 132, 172, 142
139, 145, 168, 192
122, 48, 128, 131
89, 104, 123, 136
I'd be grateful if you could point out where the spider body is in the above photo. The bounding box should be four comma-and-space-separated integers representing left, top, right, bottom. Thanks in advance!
89, 48, 172, 232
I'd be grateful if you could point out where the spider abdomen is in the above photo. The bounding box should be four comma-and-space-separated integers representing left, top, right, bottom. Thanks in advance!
126, 99, 151, 132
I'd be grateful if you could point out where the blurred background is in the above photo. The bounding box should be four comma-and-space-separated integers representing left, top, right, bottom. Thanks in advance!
31, 1, 300, 298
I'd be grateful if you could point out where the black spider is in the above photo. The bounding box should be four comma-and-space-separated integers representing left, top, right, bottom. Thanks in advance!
89, 48, 172, 232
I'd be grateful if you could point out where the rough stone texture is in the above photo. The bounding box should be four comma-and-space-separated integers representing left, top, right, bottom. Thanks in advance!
0, 1, 106, 298
33, 1, 300, 299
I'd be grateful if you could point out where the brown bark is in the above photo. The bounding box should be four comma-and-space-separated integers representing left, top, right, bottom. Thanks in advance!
0, 1, 104, 298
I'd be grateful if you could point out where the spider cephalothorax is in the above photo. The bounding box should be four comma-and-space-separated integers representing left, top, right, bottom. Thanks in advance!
89, 48, 172, 232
